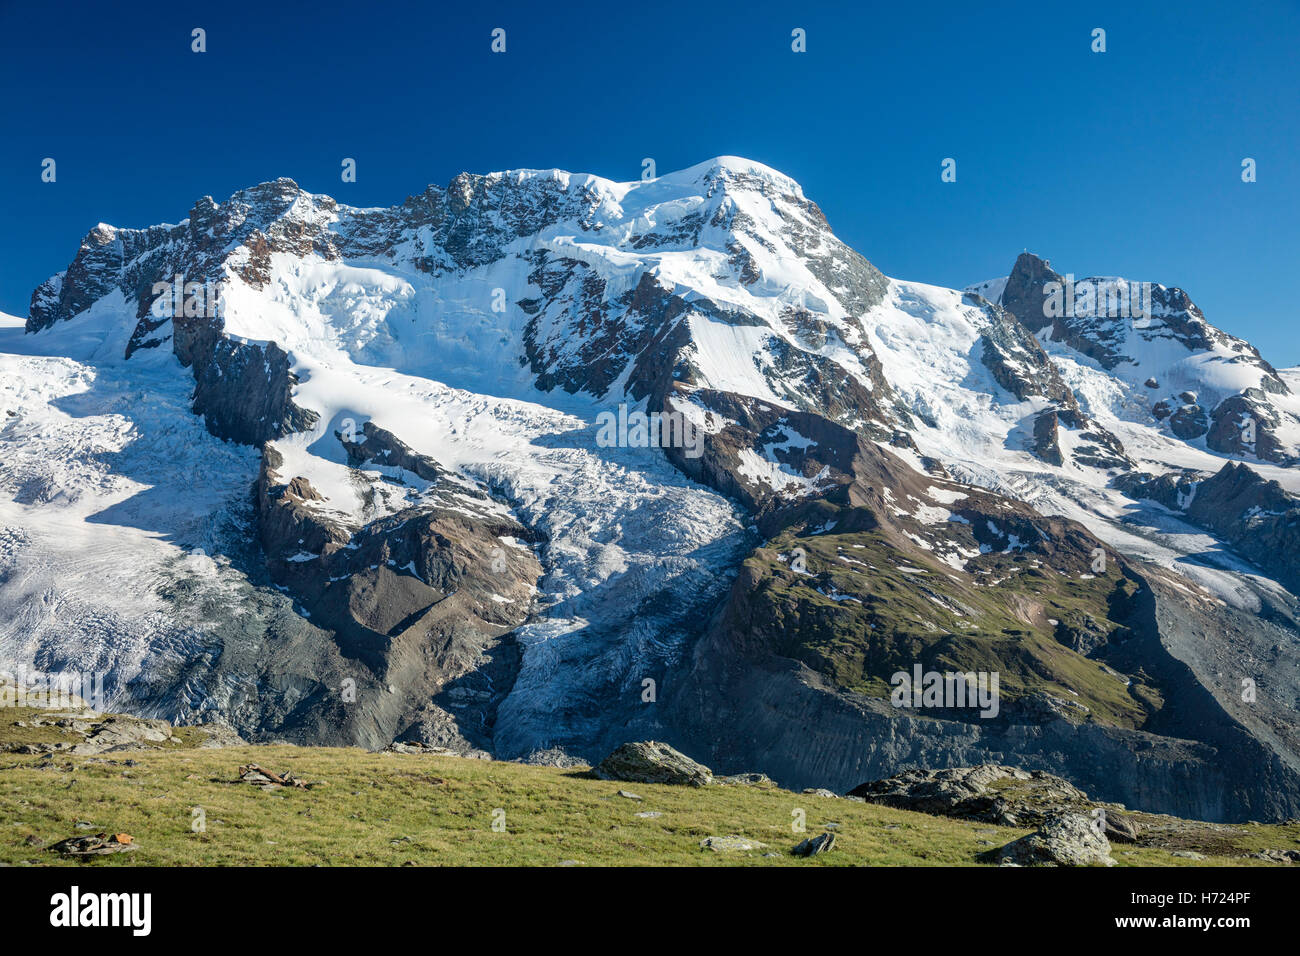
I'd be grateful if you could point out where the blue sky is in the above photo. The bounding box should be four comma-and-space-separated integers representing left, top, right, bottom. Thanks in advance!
2, 0, 1297, 364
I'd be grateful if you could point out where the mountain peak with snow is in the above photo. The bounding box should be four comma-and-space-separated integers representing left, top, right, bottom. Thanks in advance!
7, 159, 1300, 820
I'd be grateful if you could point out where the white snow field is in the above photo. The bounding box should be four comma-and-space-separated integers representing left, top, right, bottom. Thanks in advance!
0, 308, 261, 707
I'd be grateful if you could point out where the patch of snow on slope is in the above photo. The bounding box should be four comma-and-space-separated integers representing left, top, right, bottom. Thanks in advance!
964, 276, 1008, 303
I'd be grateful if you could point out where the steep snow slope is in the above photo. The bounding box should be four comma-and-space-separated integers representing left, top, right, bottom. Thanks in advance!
240, 301, 756, 755
863, 280, 1055, 472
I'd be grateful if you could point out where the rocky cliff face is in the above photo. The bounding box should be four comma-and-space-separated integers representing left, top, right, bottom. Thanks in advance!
989, 252, 1300, 465
668, 575, 1300, 823
663, 433, 1300, 821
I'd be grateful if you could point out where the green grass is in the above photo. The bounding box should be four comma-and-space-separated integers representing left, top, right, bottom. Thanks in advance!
1, 743, 1012, 866
1, 730, 1294, 867
753, 529, 1160, 728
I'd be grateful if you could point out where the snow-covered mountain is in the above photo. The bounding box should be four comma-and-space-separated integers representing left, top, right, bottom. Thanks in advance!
4, 157, 1299, 820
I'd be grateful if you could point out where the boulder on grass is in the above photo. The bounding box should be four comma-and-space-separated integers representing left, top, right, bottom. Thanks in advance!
792, 832, 837, 857
594, 741, 713, 787
994, 812, 1115, 867
700, 836, 767, 852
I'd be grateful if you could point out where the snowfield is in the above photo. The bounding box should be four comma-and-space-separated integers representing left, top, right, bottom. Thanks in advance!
0, 310, 261, 707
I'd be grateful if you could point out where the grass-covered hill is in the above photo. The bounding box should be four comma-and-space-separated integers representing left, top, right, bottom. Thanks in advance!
1, 706, 1296, 867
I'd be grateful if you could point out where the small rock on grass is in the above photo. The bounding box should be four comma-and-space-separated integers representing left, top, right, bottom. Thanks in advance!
717, 772, 774, 787
48, 833, 136, 857
700, 835, 767, 852
792, 832, 837, 857
1249, 849, 1299, 863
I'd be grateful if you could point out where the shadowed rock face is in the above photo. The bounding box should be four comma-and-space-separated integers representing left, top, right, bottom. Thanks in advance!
999, 253, 1063, 337
661, 438, 1300, 823
965, 291, 1129, 469
1186, 463, 1300, 591
667, 639, 1300, 823
179, 321, 318, 445
251, 442, 543, 751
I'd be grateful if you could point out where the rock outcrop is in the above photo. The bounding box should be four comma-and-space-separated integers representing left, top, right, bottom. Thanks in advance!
994, 252, 1298, 464
849, 764, 1138, 843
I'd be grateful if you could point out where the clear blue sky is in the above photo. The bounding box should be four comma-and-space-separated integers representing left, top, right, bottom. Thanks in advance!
2, 0, 1297, 364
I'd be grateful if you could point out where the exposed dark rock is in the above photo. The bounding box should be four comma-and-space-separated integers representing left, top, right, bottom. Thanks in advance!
999, 252, 1062, 336
1169, 402, 1209, 440
973, 295, 1128, 469
174, 315, 318, 445
250, 432, 542, 749
666, 518, 1300, 822
1032, 410, 1065, 466
1184, 462, 1300, 594
995, 252, 1296, 462
1118, 462, 1300, 595
339, 421, 444, 482
1114, 469, 1199, 511
792, 832, 837, 856
1208, 390, 1291, 463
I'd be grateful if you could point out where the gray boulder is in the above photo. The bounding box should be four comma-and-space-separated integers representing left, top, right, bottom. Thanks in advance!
716, 772, 775, 787
848, 764, 1093, 828
792, 832, 837, 857
595, 741, 714, 787
994, 813, 1116, 867
69, 715, 173, 754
